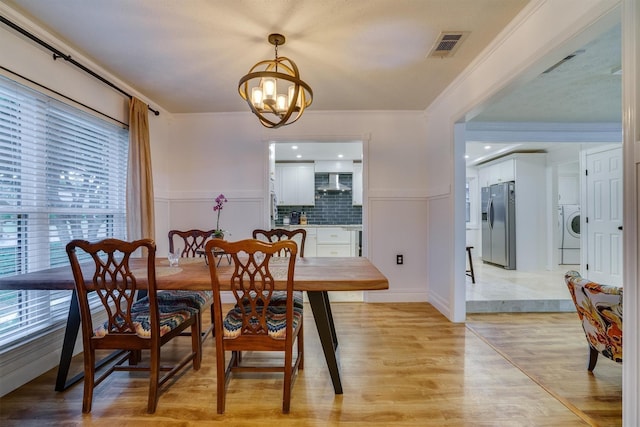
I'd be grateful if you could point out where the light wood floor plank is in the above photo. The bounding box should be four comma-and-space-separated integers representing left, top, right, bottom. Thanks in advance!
0, 303, 620, 426
466, 312, 622, 427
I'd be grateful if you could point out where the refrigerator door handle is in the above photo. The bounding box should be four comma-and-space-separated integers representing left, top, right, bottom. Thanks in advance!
488, 198, 494, 229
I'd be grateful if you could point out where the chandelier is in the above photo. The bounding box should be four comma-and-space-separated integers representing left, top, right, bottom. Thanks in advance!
238, 34, 313, 129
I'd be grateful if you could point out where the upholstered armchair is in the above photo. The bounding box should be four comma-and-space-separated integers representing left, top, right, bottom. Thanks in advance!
565, 270, 622, 371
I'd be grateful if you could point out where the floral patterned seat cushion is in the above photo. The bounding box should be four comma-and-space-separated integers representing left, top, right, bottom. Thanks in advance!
565, 270, 623, 363
93, 301, 199, 339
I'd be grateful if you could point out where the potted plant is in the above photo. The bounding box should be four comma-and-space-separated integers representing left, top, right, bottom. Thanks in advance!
212, 193, 227, 238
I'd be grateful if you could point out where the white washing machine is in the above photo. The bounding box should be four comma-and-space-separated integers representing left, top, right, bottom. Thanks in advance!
558, 204, 580, 264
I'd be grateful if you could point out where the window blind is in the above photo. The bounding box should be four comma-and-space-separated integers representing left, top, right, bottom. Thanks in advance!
0, 75, 128, 349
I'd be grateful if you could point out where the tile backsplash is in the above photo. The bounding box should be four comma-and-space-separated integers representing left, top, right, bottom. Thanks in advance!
276, 173, 362, 225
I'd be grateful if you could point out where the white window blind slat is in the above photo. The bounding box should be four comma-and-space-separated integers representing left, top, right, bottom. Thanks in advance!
0, 75, 129, 349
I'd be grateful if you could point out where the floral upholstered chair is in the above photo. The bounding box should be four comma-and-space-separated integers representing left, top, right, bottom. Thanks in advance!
565, 270, 622, 371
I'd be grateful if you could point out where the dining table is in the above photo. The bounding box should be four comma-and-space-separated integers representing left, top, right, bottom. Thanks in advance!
0, 255, 389, 395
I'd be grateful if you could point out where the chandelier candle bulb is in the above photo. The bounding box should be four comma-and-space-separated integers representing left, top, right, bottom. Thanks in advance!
251, 87, 263, 108
276, 94, 288, 112
263, 78, 277, 105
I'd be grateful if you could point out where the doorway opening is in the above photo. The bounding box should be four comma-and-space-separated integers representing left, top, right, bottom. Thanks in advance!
267, 139, 366, 302
458, 19, 622, 314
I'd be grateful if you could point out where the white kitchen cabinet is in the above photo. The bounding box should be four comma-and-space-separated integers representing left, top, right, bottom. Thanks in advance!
287, 226, 359, 257
303, 227, 317, 257
275, 163, 315, 206
494, 158, 514, 183
352, 162, 363, 206
317, 227, 351, 244
316, 244, 352, 257
478, 158, 514, 187
314, 160, 353, 173
316, 227, 352, 257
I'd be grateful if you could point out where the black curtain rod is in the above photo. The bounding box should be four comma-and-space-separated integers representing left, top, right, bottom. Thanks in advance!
1, 14, 160, 116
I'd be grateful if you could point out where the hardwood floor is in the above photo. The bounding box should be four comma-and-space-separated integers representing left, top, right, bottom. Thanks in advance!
466, 312, 622, 426
0, 303, 621, 426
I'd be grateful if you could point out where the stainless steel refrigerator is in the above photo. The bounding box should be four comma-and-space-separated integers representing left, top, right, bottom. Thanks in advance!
481, 181, 516, 269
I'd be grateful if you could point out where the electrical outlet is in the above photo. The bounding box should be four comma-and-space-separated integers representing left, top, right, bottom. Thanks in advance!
396, 254, 403, 265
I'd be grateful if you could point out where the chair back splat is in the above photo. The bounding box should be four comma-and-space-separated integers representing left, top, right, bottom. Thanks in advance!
169, 229, 217, 257
66, 238, 201, 413
205, 238, 304, 414
252, 228, 307, 257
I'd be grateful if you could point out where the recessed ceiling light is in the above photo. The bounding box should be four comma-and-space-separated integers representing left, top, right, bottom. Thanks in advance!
484, 145, 492, 150
464, 154, 469, 159
338, 154, 344, 158
296, 154, 302, 158
291, 145, 298, 150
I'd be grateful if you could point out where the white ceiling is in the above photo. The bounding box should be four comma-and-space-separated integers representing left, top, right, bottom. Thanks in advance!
469, 23, 621, 124
2, 1, 622, 164
4, 0, 529, 113
274, 142, 362, 162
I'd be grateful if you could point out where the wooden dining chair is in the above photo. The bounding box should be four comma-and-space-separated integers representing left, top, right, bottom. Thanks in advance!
169, 229, 218, 257
204, 238, 304, 414
159, 229, 217, 344
65, 238, 201, 413
253, 228, 331, 346
252, 228, 307, 257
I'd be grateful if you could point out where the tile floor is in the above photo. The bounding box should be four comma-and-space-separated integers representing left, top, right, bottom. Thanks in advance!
466, 253, 579, 313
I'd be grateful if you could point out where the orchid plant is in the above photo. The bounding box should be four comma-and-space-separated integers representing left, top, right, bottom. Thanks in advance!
212, 193, 228, 237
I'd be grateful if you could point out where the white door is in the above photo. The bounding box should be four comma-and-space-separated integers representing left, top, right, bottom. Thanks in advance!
584, 146, 623, 286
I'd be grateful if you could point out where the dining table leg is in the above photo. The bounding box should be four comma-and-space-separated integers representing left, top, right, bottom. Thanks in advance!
307, 291, 343, 394
55, 290, 81, 391
54, 289, 134, 391
321, 291, 338, 350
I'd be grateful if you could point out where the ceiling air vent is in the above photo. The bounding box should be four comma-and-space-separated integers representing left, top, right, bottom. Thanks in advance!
542, 49, 585, 73
428, 31, 469, 58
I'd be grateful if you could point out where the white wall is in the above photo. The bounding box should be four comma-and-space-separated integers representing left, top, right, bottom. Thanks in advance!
159, 111, 431, 301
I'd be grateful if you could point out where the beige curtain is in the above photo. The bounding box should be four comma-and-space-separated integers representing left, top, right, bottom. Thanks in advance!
126, 97, 155, 242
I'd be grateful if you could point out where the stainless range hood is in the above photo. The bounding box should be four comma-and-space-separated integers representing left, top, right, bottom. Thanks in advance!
317, 173, 351, 192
